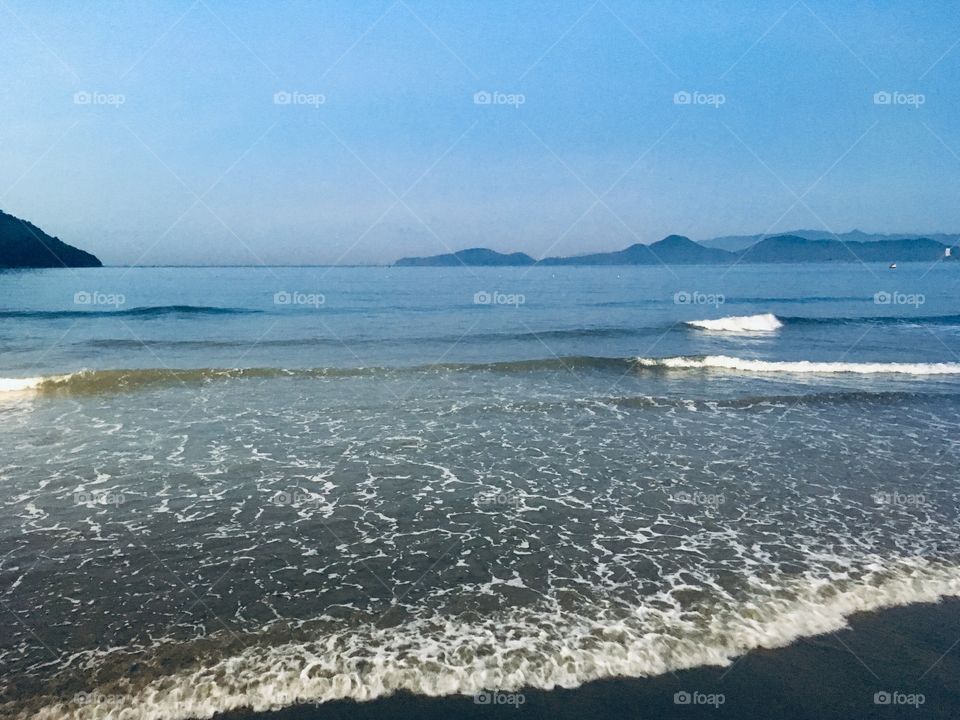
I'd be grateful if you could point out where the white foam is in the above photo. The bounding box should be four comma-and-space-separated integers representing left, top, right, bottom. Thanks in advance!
0, 376, 44, 393
685, 313, 783, 333
636, 354, 960, 375
24, 559, 960, 720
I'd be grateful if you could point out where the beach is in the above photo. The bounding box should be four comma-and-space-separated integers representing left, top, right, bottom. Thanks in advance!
219, 600, 960, 720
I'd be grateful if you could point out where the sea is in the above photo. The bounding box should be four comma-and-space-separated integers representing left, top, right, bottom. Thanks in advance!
1, 262, 959, 719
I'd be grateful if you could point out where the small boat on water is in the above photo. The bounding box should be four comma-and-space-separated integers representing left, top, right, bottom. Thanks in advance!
889, 263, 897, 269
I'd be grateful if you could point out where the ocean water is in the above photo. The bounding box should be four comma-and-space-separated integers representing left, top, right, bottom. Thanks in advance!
2, 263, 960, 719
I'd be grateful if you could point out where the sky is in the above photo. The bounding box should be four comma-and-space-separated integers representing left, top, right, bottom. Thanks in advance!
2, 0, 960, 266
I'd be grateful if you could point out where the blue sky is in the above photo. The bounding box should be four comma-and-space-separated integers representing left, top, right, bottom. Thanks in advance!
2, 0, 960, 265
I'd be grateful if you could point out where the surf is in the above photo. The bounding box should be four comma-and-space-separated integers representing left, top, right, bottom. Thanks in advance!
0, 359, 637, 397
636, 355, 960, 375
20, 558, 960, 720
685, 313, 783, 333
0, 376, 45, 392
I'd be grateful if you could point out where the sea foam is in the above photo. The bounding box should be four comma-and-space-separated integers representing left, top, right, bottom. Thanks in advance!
685, 313, 783, 333
21, 559, 960, 720
636, 355, 960, 375
0, 377, 44, 393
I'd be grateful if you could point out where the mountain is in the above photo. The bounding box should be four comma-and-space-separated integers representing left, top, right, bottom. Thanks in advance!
703, 229, 960, 252
394, 234, 957, 267
540, 235, 734, 265
0, 210, 102, 268
394, 248, 536, 266
739, 235, 952, 263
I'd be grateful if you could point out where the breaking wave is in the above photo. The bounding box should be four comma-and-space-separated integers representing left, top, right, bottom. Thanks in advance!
685, 313, 960, 332
0, 358, 633, 396
19, 558, 960, 720
685, 313, 783, 333
0, 376, 45, 392
7, 351, 960, 398
636, 355, 960, 375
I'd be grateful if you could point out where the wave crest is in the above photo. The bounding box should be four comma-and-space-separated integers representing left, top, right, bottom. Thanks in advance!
0, 377, 45, 393
636, 355, 960, 375
0, 306, 257, 320
685, 313, 783, 333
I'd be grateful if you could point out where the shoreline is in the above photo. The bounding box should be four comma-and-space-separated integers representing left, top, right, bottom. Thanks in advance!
215, 598, 960, 720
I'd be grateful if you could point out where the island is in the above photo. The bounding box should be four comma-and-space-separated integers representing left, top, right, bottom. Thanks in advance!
395, 234, 959, 266
395, 248, 536, 266
0, 209, 102, 268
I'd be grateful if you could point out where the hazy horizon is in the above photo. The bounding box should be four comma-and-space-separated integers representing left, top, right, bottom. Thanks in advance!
4, 0, 960, 265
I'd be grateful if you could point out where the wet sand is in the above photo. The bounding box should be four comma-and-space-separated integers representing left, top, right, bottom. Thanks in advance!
217, 598, 960, 720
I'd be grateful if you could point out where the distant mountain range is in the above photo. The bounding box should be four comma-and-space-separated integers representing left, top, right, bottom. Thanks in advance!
2, 208, 956, 269
701, 229, 960, 252
395, 234, 958, 266
0, 210, 101, 268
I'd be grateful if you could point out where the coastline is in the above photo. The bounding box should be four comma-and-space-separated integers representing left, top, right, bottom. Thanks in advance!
215, 599, 960, 720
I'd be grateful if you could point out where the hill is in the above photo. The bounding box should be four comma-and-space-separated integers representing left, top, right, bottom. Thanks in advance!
703, 229, 960, 252
394, 248, 536, 267
739, 235, 952, 263
0, 210, 102, 268
394, 234, 957, 267
541, 235, 733, 265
